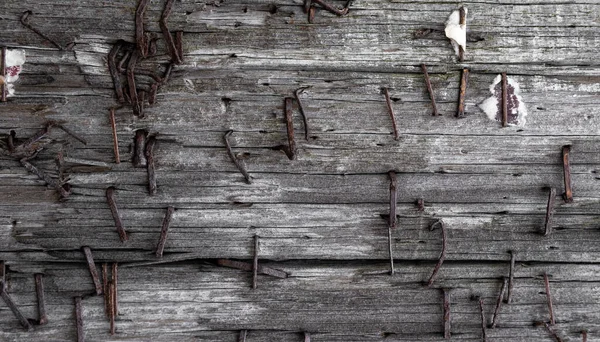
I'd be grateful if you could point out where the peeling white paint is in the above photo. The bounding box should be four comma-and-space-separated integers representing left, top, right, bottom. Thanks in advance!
2, 49, 26, 98
445, 8, 467, 57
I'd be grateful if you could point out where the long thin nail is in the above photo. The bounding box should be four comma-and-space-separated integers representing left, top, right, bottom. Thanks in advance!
388, 171, 397, 275
0, 281, 33, 331
293, 87, 310, 140
1, 46, 6, 102
382, 88, 400, 140
543, 272, 556, 326
535, 321, 564, 342
160, 0, 183, 64
108, 42, 124, 103
457, 68, 469, 117
506, 251, 516, 303
145, 136, 157, 195
34, 274, 48, 325
477, 297, 486, 341
117, 49, 131, 72
102, 263, 110, 317
216, 259, 288, 278
311, 0, 348, 16
82, 246, 103, 295
106, 187, 128, 242
133, 130, 148, 168
544, 188, 556, 236
238, 330, 247, 342
20, 11, 63, 50
126, 49, 141, 116
20, 158, 71, 198
135, 0, 150, 57
491, 277, 508, 328
109, 108, 120, 163
421, 64, 439, 116
458, 7, 466, 62
224, 130, 252, 184
443, 288, 451, 339
175, 31, 183, 61
427, 219, 447, 287
112, 263, 118, 317
501, 72, 508, 127
253, 235, 259, 289
75, 296, 84, 342
562, 145, 573, 203
304, 332, 311, 342
54, 123, 88, 145
156, 206, 175, 258
284, 97, 297, 160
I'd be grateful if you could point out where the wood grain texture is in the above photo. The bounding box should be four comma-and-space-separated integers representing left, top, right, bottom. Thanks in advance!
0, 0, 599, 340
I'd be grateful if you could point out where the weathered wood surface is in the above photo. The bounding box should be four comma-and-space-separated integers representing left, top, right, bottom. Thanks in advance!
1, 0, 600, 340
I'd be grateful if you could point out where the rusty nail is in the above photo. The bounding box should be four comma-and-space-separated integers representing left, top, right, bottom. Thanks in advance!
293, 87, 311, 140
0, 261, 5, 283
20, 158, 71, 198
156, 206, 175, 258
421, 64, 439, 116
135, 0, 150, 57
562, 145, 573, 203
106, 187, 128, 242
456, 68, 469, 118
311, 0, 348, 16
382, 87, 400, 140
544, 188, 556, 236
506, 250, 516, 303
224, 130, 252, 184
138, 90, 146, 118
491, 277, 508, 328
133, 129, 148, 168
535, 321, 563, 342
216, 259, 288, 279
126, 49, 141, 116
112, 263, 118, 316
34, 274, 48, 325
20, 11, 63, 50
458, 7, 466, 62
160, 0, 183, 64
108, 42, 125, 103
284, 97, 297, 160
476, 296, 486, 341
417, 198, 425, 211
109, 280, 115, 335
427, 219, 447, 287
443, 288, 451, 339
1, 46, 6, 102
109, 108, 120, 163
55, 123, 88, 145
253, 235, 259, 289
175, 31, 183, 61
75, 296, 84, 342
238, 330, 247, 342
501, 72, 508, 127
543, 272, 556, 326
388, 171, 397, 275
145, 136, 157, 195
102, 263, 110, 317
82, 246, 103, 295
0, 280, 33, 331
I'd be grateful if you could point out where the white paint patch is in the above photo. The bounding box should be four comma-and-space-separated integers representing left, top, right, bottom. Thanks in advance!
478, 74, 528, 126
2, 49, 26, 98
445, 8, 467, 57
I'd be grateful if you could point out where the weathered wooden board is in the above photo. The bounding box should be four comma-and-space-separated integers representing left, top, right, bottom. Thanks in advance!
1, 0, 600, 340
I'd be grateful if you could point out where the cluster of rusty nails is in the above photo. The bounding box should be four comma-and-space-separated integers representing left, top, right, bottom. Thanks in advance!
303, 0, 351, 23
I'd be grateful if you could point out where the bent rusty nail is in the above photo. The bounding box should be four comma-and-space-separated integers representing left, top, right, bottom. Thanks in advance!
1, 46, 6, 102
312, 0, 348, 16
238, 330, 247, 342
382, 87, 400, 140
293, 87, 311, 140
305, 332, 311, 342
108, 42, 125, 103
252, 235, 259, 289
109, 108, 120, 163
161, 0, 183, 64
501, 72, 508, 127
117, 49, 131, 72
456, 68, 469, 118
284, 97, 297, 160
443, 288, 451, 339
20, 157, 71, 198
388, 171, 397, 275
133, 129, 148, 168
476, 296, 486, 341
112, 263, 118, 316
544, 272, 556, 326
308, 5, 316, 23
82, 246, 103, 295
491, 277, 508, 328
224, 130, 252, 184
562, 145, 573, 203
544, 187, 556, 236
0, 281, 33, 331
135, 0, 150, 57
102, 263, 109, 317
34, 274, 48, 325
20, 11, 63, 50
421, 64, 439, 116
427, 219, 447, 287
506, 251, 516, 303
458, 7, 466, 62
75, 296, 84, 342
145, 136, 157, 195
106, 187, 128, 242
216, 259, 288, 278
126, 49, 141, 116
156, 206, 175, 258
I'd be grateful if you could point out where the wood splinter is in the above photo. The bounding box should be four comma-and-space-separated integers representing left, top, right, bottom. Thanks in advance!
155, 206, 175, 258
75, 296, 84, 342
382, 87, 400, 140
427, 219, 447, 287
224, 130, 252, 184
387, 171, 397, 275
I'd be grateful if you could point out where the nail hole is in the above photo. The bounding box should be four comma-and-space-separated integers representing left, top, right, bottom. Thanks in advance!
502, 196, 508, 199
537, 107, 546, 110
326, 129, 335, 132
376, 143, 385, 147
495, 211, 509, 215
268, 4, 278, 14
229, 53, 237, 58
303, 235, 311, 239
243, 6, 248, 13
512, 173, 522, 177
234, 22, 242, 27
418, 240, 426, 244
221, 97, 232, 105
549, 246, 559, 250
259, 130, 267, 134
516, 129, 524, 132
324, 79, 333, 83
262, 82, 270, 86
391, 97, 401, 102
